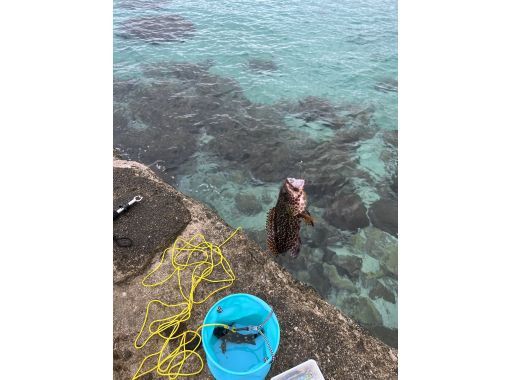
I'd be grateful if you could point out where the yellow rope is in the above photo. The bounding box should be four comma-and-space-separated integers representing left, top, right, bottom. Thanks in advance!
132, 227, 241, 380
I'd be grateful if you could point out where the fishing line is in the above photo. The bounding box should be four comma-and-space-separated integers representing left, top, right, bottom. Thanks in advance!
132, 228, 242, 380
297, 160, 304, 178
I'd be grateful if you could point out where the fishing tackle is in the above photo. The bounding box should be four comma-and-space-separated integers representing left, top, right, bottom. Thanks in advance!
113, 195, 143, 220
113, 195, 143, 247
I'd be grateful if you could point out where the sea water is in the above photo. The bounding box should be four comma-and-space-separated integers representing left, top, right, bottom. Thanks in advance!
114, 0, 396, 129
114, 0, 397, 347
211, 334, 269, 372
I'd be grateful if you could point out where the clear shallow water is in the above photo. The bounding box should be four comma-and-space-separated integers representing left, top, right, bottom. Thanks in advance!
211, 334, 268, 372
114, 0, 396, 126
114, 0, 397, 347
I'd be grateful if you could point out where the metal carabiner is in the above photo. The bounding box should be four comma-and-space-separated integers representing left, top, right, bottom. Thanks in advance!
114, 195, 143, 220
131, 195, 143, 204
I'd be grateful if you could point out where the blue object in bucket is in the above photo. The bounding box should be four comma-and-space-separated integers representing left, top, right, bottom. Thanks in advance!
202, 293, 280, 380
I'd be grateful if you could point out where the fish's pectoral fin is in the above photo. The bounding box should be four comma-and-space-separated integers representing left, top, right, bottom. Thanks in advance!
299, 209, 315, 226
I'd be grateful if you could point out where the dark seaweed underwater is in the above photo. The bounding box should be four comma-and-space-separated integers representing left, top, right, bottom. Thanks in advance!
114, 0, 398, 347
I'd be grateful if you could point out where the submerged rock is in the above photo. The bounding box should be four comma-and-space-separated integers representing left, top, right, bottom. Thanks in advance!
261, 190, 273, 204
323, 263, 356, 292
141, 60, 215, 81
207, 122, 315, 183
113, 78, 201, 173
303, 129, 377, 207
113, 63, 253, 177
278, 96, 339, 123
116, 0, 169, 10
368, 198, 398, 237
323, 193, 370, 231
335, 125, 377, 144
338, 103, 377, 128
117, 14, 196, 43
323, 247, 336, 263
115, 64, 381, 215
390, 175, 398, 195
382, 129, 398, 148
306, 247, 325, 263
245, 228, 267, 249
306, 173, 349, 201
369, 281, 396, 303
308, 262, 330, 296
247, 58, 279, 73
351, 226, 398, 278
331, 253, 363, 280
309, 224, 330, 248
235, 193, 262, 215
371, 326, 398, 349
342, 296, 383, 326
382, 249, 398, 278
295, 269, 312, 284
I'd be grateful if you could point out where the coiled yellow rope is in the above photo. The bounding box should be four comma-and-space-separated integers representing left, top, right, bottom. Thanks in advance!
132, 227, 241, 380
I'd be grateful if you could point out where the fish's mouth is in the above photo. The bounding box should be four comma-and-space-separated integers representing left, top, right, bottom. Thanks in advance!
287, 177, 305, 190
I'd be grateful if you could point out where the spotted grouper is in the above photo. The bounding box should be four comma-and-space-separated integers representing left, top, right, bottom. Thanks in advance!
266, 178, 314, 257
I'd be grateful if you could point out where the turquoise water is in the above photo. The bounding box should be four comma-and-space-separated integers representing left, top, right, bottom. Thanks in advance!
114, 0, 397, 347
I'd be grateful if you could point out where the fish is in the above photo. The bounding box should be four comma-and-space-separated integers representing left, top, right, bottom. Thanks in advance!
266, 178, 314, 258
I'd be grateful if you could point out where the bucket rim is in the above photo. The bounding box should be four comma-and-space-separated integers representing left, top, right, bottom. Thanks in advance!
201, 293, 280, 376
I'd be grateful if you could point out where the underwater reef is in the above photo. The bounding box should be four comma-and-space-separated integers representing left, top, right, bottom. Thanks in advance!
116, 0, 170, 11
246, 58, 279, 73
114, 60, 398, 347
116, 14, 196, 43
113, 158, 397, 379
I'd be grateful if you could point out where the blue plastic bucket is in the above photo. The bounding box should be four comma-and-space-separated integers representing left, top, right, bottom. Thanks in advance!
202, 293, 280, 380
